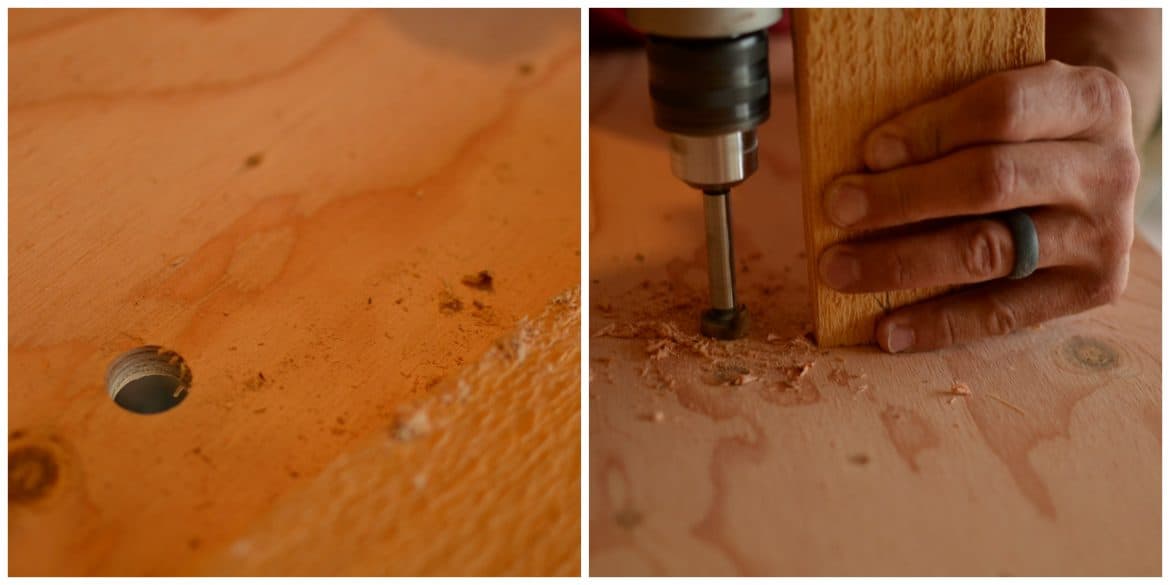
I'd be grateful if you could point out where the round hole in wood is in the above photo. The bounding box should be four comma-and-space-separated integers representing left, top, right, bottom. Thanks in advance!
106, 346, 192, 414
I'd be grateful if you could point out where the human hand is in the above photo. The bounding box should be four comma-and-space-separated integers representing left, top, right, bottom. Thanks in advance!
817, 60, 1140, 353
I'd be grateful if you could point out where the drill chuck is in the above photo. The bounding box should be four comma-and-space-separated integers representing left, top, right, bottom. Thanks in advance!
644, 30, 771, 190
644, 31, 771, 136
669, 130, 759, 191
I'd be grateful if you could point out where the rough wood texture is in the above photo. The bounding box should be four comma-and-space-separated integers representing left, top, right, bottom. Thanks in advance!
9, 8, 580, 576
590, 37, 1159, 576
793, 9, 1046, 347
202, 288, 581, 576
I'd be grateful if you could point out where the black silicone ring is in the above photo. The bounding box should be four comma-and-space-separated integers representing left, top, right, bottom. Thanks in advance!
1002, 210, 1039, 279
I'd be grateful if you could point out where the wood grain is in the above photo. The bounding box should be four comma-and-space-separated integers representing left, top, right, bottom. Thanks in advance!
589, 36, 1159, 576
9, 8, 580, 576
793, 9, 1046, 346
201, 288, 581, 576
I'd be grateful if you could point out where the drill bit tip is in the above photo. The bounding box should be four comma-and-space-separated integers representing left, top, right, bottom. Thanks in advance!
700, 305, 750, 340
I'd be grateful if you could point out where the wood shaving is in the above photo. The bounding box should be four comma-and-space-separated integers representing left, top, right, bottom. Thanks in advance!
728, 373, 759, 386
391, 410, 432, 441
597, 319, 819, 393
641, 410, 666, 423
712, 363, 756, 386
594, 320, 721, 359
460, 270, 494, 291
987, 393, 1027, 416
828, 367, 855, 387
646, 339, 672, 360
438, 292, 463, 314
787, 361, 813, 379
947, 381, 972, 404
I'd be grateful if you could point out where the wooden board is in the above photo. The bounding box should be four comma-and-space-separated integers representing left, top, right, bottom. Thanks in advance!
201, 288, 581, 576
9, 8, 580, 576
589, 36, 1159, 576
793, 9, 1046, 347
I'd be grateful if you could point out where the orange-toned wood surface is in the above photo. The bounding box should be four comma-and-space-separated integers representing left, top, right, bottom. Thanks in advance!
589, 37, 1159, 576
794, 9, 1046, 347
9, 8, 580, 576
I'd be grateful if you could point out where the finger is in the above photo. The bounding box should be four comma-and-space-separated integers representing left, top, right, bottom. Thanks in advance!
819, 210, 1090, 293
863, 60, 1133, 171
824, 141, 1093, 230
874, 266, 1127, 353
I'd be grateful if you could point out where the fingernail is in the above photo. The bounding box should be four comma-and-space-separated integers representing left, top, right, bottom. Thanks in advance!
820, 248, 861, 289
826, 183, 868, 227
887, 324, 916, 353
868, 132, 909, 169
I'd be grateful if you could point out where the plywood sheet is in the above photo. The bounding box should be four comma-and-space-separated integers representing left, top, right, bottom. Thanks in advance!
9, 8, 580, 576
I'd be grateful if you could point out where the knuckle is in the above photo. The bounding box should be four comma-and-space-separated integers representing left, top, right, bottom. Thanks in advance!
987, 76, 1028, 139
1091, 211, 1135, 266
1107, 218, 1135, 260
1112, 148, 1142, 199
984, 298, 1020, 337
937, 309, 960, 349
1077, 66, 1132, 123
962, 222, 1008, 280
890, 250, 914, 288
1088, 148, 1141, 202
978, 150, 1017, 208
884, 171, 916, 222
1086, 270, 1127, 306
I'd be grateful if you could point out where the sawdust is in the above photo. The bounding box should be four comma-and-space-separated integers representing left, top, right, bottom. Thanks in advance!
640, 410, 666, 423
946, 381, 972, 404
713, 363, 758, 386
768, 332, 817, 353
391, 410, 432, 441
646, 339, 672, 360
848, 453, 870, 465
460, 270, 494, 291
785, 362, 814, 380
243, 152, 264, 169
595, 319, 822, 396
942, 381, 1024, 415
828, 367, 856, 387
595, 320, 721, 359
438, 291, 463, 314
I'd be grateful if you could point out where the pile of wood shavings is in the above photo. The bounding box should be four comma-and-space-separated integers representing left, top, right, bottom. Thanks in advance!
595, 320, 820, 391
595, 320, 724, 360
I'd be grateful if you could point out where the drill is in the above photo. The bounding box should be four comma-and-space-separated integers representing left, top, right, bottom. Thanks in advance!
627, 8, 780, 340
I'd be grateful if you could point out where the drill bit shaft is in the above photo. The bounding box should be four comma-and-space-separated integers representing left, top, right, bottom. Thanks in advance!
702, 189, 737, 311
700, 188, 749, 340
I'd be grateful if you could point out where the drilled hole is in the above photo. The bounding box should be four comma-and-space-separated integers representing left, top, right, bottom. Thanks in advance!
106, 346, 192, 414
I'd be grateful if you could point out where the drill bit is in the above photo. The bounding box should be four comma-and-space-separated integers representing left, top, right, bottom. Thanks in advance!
699, 188, 748, 340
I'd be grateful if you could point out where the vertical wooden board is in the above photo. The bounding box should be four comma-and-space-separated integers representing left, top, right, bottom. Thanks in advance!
793, 9, 1046, 347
